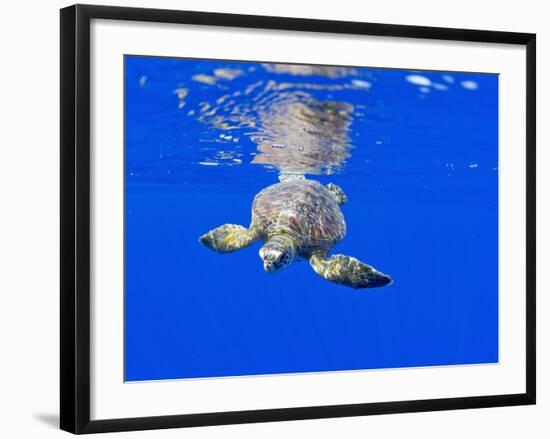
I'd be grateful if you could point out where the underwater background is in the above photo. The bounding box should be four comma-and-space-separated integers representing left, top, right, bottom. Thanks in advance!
125, 55, 498, 381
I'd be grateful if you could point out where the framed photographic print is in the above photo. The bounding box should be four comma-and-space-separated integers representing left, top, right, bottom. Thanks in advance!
60, 4, 536, 434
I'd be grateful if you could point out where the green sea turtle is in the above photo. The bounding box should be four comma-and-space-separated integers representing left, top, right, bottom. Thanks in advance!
199, 176, 392, 289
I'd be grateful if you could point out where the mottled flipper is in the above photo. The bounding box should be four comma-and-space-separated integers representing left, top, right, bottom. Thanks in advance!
309, 253, 392, 289
199, 224, 258, 254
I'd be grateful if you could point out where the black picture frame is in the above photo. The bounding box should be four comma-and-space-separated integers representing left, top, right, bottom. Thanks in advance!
60, 4, 536, 434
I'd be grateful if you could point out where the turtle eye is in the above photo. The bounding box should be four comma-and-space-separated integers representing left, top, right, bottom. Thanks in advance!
260, 247, 281, 263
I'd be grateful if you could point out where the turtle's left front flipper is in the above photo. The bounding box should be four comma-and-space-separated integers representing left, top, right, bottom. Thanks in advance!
309, 253, 392, 289
199, 224, 259, 254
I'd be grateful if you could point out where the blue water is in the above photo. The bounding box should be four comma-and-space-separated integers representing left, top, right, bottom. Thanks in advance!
125, 55, 498, 381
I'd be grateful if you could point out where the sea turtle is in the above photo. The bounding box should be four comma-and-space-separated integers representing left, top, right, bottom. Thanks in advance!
199, 177, 392, 289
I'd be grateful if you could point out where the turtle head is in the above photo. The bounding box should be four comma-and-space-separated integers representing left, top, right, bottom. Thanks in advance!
259, 234, 297, 272
326, 183, 347, 205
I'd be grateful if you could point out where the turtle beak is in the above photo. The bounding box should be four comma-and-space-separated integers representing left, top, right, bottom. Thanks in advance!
260, 247, 277, 272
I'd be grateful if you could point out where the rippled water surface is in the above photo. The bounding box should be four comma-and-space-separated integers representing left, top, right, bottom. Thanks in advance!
125, 56, 498, 381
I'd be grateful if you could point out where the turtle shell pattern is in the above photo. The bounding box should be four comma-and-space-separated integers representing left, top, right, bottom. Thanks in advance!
251, 179, 346, 256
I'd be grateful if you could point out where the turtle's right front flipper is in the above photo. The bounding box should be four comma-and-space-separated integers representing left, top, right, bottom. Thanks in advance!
199, 224, 259, 254
309, 253, 392, 289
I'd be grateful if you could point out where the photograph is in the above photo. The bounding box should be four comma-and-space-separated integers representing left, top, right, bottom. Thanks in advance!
0, 0, 543, 436
124, 56, 499, 382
